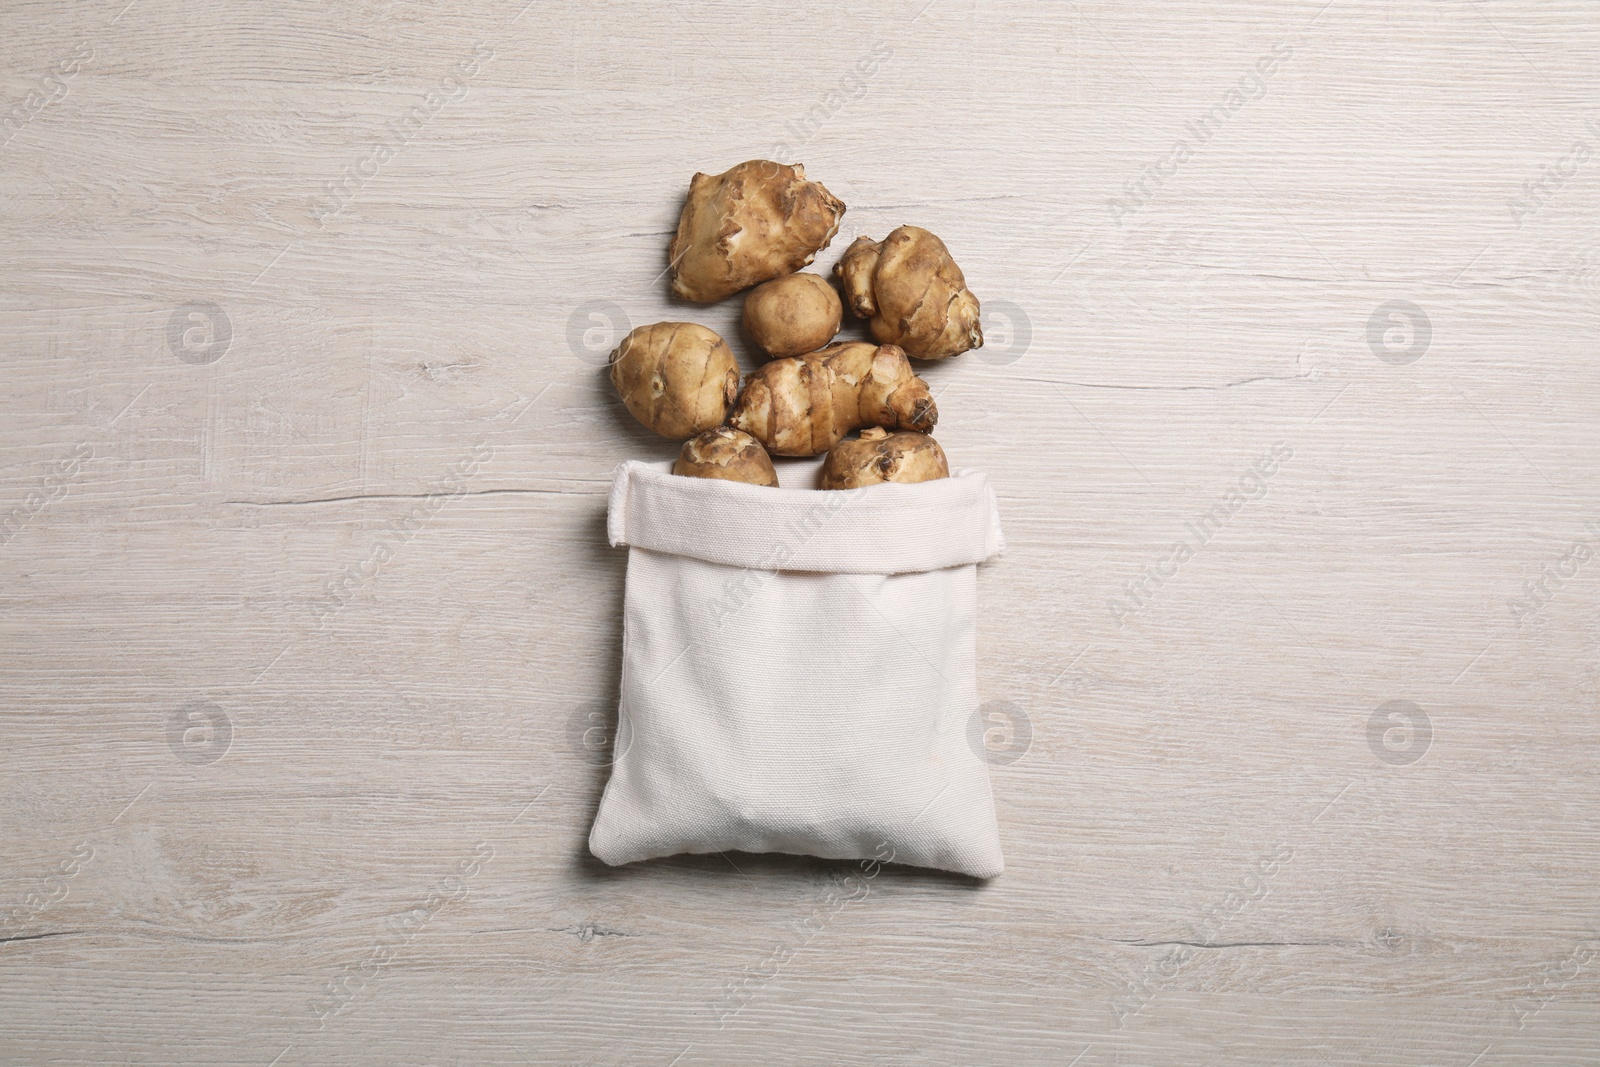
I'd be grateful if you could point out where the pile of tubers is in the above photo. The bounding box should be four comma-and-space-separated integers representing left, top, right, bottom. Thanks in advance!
608, 159, 985, 490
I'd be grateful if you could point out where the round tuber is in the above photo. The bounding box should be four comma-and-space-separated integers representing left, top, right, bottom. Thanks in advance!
742, 273, 842, 359
668, 161, 846, 303
821, 427, 949, 489
728, 341, 936, 457
834, 225, 982, 361
672, 427, 779, 487
608, 322, 739, 439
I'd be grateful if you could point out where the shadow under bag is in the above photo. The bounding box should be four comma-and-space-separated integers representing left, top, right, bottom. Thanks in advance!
589, 460, 1007, 879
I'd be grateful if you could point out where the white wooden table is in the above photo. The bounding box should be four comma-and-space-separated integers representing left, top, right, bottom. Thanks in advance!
4, 1, 1598, 1063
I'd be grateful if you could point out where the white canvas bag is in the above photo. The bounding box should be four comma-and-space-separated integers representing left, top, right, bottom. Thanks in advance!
589, 459, 1007, 878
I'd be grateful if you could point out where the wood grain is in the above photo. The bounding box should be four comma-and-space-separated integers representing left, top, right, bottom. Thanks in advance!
3, 0, 1599, 1063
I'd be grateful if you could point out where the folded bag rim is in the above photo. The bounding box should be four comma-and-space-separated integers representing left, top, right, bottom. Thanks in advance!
606, 459, 1006, 575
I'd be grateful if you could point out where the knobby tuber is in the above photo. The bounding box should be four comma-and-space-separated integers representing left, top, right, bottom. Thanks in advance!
728, 341, 937, 457
673, 427, 779, 487
834, 225, 982, 361
608, 322, 739, 439
668, 161, 846, 303
742, 272, 842, 359
821, 427, 949, 490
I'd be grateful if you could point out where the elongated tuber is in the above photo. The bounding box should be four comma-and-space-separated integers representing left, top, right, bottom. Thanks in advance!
834, 225, 982, 361
742, 272, 841, 359
728, 341, 936, 457
668, 161, 846, 303
673, 427, 779, 487
821, 427, 949, 489
608, 322, 739, 439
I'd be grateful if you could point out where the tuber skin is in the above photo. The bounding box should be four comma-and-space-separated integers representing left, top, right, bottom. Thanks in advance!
728, 341, 937, 457
608, 322, 739, 439
834, 225, 982, 361
673, 427, 779, 487
821, 427, 949, 490
742, 272, 842, 359
668, 161, 846, 303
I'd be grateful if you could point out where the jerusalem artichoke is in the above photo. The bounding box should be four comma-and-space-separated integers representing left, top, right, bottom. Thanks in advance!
834, 225, 982, 361
672, 427, 779, 487
728, 341, 936, 457
608, 322, 739, 439
820, 427, 949, 489
668, 161, 846, 303
742, 272, 842, 359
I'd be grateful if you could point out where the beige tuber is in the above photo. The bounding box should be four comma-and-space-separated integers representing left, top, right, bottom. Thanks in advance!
742, 273, 842, 359
820, 427, 949, 490
672, 427, 779, 487
668, 161, 846, 303
834, 225, 982, 361
728, 341, 937, 457
608, 322, 739, 439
